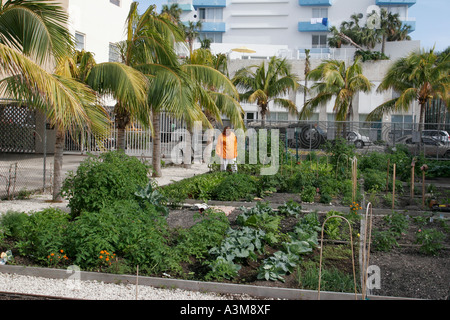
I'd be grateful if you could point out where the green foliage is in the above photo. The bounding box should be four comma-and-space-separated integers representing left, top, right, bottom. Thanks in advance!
415, 228, 446, 255
324, 211, 345, 241
208, 227, 265, 263
384, 211, 409, 236
0, 211, 28, 239
213, 173, 258, 201
296, 261, 358, 293
372, 230, 399, 252
363, 168, 386, 192
135, 181, 169, 216
277, 200, 302, 217
236, 202, 283, 245
62, 151, 150, 217
355, 50, 389, 62
257, 251, 300, 282
325, 138, 356, 177
175, 209, 230, 261
205, 256, 241, 281
300, 185, 317, 203
15, 208, 71, 263
65, 200, 177, 272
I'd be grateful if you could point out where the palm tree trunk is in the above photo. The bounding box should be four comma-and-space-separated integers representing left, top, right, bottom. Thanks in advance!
152, 111, 162, 177
183, 124, 192, 169
115, 106, 129, 152
52, 125, 65, 201
419, 102, 426, 133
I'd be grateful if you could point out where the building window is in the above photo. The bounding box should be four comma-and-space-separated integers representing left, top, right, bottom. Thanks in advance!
110, 0, 121, 6
199, 32, 222, 43
312, 8, 328, 18
312, 34, 327, 48
198, 7, 223, 22
109, 43, 120, 62
268, 112, 288, 122
75, 32, 85, 51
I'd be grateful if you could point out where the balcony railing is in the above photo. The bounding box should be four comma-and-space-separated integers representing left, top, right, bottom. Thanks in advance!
298, 0, 332, 6
298, 20, 329, 32
375, 0, 416, 7
193, 0, 227, 9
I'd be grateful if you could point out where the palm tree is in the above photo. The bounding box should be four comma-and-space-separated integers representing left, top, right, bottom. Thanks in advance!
0, 0, 110, 201
183, 20, 203, 56
99, 3, 183, 152
367, 48, 450, 133
232, 56, 300, 128
187, 48, 244, 164
304, 49, 311, 107
299, 58, 373, 134
161, 3, 182, 24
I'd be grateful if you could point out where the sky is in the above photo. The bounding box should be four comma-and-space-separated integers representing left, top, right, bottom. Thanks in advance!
137, 0, 449, 52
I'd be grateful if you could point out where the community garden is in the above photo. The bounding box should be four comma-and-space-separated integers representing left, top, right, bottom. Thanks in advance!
0, 139, 449, 300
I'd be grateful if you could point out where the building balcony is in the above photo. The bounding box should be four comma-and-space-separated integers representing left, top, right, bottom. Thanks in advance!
193, 0, 227, 9
402, 19, 416, 32
298, 0, 332, 6
298, 20, 329, 32
199, 21, 226, 33
168, 1, 194, 11
375, 0, 416, 7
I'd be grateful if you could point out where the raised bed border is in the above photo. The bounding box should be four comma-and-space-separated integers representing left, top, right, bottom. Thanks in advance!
0, 265, 418, 300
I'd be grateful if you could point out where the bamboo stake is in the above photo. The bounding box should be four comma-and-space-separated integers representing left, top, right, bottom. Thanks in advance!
318, 215, 357, 300
386, 158, 390, 191
361, 203, 374, 300
411, 158, 416, 200
352, 157, 358, 203
136, 265, 139, 300
392, 163, 396, 210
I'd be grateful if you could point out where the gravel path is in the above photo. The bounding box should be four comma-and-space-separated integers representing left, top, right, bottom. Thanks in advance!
0, 272, 255, 300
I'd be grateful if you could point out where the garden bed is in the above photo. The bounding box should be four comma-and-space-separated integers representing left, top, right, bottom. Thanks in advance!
1, 150, 449, 300
162, 197, 450, 300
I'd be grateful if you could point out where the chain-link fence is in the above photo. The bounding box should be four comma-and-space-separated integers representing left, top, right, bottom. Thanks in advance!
2, 101, 449, 200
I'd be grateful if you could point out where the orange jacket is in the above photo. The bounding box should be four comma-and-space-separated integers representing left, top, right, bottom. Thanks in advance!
216, 132, 238, 159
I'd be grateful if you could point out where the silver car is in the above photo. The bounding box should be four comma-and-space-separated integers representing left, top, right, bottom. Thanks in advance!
422, 130, 450, 144
346, 131, 372, 149
396, 135, 450, 158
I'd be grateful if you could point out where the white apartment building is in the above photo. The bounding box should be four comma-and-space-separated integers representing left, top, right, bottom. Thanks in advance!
62, 0, 133, 63
169, 0, 416, 58
167, 0, 420, 127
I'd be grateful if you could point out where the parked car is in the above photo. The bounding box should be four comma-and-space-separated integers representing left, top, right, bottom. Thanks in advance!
422, 130, 449, 144
396, 135, 450, 158
346, 131, 372, 149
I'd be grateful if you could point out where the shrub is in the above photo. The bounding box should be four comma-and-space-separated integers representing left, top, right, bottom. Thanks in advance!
0, 211, 28, 239
372, 229, 399, 252
415, 228, 446, 255
213, 173, 258, 201
15, 208, 71, 263
62, 151, 150, 217
65, 200, 177, 272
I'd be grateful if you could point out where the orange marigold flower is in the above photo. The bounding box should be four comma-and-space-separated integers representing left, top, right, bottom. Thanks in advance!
99, 255, 103, 259
60, 250, 64, 253
50, 253, 55, 256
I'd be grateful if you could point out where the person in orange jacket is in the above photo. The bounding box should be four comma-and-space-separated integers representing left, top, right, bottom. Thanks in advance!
215, 126, 238, 172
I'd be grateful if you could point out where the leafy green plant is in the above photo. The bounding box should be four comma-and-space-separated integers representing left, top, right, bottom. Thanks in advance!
213, 173, 258, 201
372, 229, 399, 252
300, 185, 317, 203
208, 227, 265, 263
384, 211, 409, 237
277, 200, 302, 217
135, 181, 169, 216
237, 202, 285, 245
175, 209, 230, 261
0, 210, 28, 239
415, 228, 445, 255
205, 257, 241, 281
15, 208, 71, 263
257, 251, 300, 282
62, 151, 150, 217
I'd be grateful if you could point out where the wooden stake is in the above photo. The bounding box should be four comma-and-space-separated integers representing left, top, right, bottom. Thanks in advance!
136, 265, 139, 300
392, 164, 396, 210
411, 158, 416, 200
422, 171, 425, 208
386, 158, 390, 192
